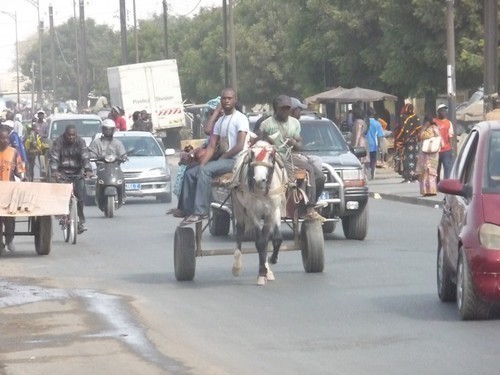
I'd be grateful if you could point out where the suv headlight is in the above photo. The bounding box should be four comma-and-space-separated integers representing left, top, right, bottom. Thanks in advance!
141, 167, 167, 178
479, 223, 500, 249
341, 168, 366, 187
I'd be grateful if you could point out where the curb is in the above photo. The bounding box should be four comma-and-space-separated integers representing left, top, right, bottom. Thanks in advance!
369, 192, 443, 209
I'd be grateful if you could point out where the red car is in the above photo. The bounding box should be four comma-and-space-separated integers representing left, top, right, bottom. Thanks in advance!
437, 121, 500, 320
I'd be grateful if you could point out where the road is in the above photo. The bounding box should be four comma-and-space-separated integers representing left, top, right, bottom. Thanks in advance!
1, 197, 500, 375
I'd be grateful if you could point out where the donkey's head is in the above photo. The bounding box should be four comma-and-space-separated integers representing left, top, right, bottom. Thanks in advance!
247, 140, 276, 193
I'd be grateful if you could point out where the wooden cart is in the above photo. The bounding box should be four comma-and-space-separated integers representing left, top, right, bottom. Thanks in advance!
0, 181, 72, 255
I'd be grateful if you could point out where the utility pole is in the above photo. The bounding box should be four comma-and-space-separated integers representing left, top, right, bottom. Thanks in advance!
79, 0, 87, 109
119, 0, 128, 64
30, 60, 35, 117
73, 0, 81, 108
49, 5, 56, 100
162, 0, 168, 59
222, 0, 229, 87
228, 0, 237, 93
133, 0, 139, 63
484, 0, 498, 114
445, 0, 457, 145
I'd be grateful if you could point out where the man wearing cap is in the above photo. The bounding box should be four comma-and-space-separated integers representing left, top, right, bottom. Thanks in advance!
2, 119, 27, 169
33, 110, 48, 138
259, 95, 325, 221
434, 104, 455, 181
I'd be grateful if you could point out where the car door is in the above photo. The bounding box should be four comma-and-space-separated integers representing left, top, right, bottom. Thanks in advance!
447, 131, 478, 267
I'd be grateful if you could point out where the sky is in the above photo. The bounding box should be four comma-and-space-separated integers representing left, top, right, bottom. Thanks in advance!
0, 0, 222, 74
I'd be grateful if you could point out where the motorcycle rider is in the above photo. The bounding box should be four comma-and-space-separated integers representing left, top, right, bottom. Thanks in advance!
89, 119, 127, 162
49, 124, 92, 233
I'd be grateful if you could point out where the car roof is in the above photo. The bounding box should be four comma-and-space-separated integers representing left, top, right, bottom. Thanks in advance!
473, 120, 500, 132
49, 114, 101, 121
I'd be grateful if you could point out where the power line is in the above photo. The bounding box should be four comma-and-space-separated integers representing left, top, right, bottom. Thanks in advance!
168, 0, 203, 17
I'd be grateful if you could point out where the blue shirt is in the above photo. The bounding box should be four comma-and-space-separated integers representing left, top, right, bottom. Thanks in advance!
367, 118, 384, 152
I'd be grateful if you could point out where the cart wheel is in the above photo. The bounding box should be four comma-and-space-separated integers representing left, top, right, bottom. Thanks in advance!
174, 227, 196, 281
35, 216, 52, 255
209, 207, 230, 236
70, 197, 78, 244
300, 221, 324, 273
105, 196, 114, 218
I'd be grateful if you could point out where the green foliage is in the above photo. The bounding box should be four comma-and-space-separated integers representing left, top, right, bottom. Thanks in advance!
18, 0, 487, 108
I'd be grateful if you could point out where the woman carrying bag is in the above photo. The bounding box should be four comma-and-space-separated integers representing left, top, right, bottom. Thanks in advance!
416, 115, 442, 196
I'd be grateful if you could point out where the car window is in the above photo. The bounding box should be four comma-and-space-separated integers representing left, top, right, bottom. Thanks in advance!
486, 130, 500, 191
117, 136, 163, 156
454, 130, 477, 179
457, 131, 478, 185
50, 119, 102, 139
300, 120, 348, 152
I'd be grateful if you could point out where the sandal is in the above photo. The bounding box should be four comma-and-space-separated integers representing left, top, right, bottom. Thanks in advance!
179, 214, 209, 226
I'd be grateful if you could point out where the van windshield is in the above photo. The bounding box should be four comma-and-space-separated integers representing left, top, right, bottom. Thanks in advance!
50, 119, 102, 139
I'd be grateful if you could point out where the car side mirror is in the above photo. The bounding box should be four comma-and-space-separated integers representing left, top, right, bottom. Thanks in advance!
352, 146, 367, 158
438, 179, 472, 198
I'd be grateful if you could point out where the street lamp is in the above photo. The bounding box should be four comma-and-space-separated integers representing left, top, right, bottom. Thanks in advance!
0, 11, 20, 110
24, 0, 43, 109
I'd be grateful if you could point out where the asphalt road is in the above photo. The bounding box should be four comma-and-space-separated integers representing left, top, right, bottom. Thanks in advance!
1, 197, 500, 375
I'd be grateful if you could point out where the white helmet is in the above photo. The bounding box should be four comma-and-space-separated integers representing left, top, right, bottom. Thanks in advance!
102, 119, 116, 128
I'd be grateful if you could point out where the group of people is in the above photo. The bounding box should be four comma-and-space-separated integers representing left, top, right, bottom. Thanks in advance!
0, 114, 127, 252
394, 103, 455, 196
168, 88, 327, 225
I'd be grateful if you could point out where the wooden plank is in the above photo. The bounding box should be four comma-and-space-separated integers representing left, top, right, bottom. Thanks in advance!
0, 181, 72, 217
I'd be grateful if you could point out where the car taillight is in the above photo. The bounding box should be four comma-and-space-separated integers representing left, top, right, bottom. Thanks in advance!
479, 223, 500, 250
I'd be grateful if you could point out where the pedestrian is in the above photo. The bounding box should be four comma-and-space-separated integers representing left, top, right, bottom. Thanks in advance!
33, 110, 48, 138
434, 104, 455, 181
179, 87, 249, 225
350, 104, 370, 177
416, 115, 441, 196
398, 103, 421, 183
110, 106, 127, 131
366, 108, 384, 180
0, 125, 26, 252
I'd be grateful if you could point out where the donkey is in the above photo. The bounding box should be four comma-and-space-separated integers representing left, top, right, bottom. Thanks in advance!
231, 139, 287, 285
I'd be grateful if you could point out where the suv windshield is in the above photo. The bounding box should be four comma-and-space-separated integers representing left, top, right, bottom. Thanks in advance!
117, 136, 163, 157
300, 120, 348, 152
50, 119, 102, 139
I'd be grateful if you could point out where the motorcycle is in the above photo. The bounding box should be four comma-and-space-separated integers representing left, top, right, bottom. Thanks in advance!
91, 154, 126, 218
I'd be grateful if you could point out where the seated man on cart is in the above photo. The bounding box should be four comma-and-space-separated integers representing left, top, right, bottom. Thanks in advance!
0, 125, 26, 252
179, 87, 249, 225
258, 95, 325, 221
49, 124, 92, 233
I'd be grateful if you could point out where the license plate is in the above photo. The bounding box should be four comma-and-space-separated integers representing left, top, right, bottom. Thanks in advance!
319, 191, 329, 201
126, 183, 141, 191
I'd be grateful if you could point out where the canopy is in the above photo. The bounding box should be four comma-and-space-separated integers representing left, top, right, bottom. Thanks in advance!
328, 86, 397, 102
305, 86, 346, 104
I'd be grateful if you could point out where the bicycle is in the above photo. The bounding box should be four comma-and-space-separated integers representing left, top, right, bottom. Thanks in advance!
56, 174, 82, 245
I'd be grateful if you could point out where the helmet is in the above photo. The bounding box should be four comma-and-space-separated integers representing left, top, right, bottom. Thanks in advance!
102, 119, 116, 128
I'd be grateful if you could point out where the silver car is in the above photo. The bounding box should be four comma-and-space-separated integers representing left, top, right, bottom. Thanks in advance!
47, 114, 102, 146
85, 131, 174, 204
113, 131, 174, 202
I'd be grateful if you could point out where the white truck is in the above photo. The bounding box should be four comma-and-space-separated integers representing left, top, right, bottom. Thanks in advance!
107, 59, 185, 146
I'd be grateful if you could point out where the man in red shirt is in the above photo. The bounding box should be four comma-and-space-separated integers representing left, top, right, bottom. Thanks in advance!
434, 104, 455, 181
110, 106, 127, 131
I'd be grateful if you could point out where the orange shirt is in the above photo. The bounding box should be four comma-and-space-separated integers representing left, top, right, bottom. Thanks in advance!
0, 146, 25, 181
434, 117, 454, 153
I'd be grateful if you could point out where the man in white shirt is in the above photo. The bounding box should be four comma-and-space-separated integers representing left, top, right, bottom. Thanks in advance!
181, 88, 249, 225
